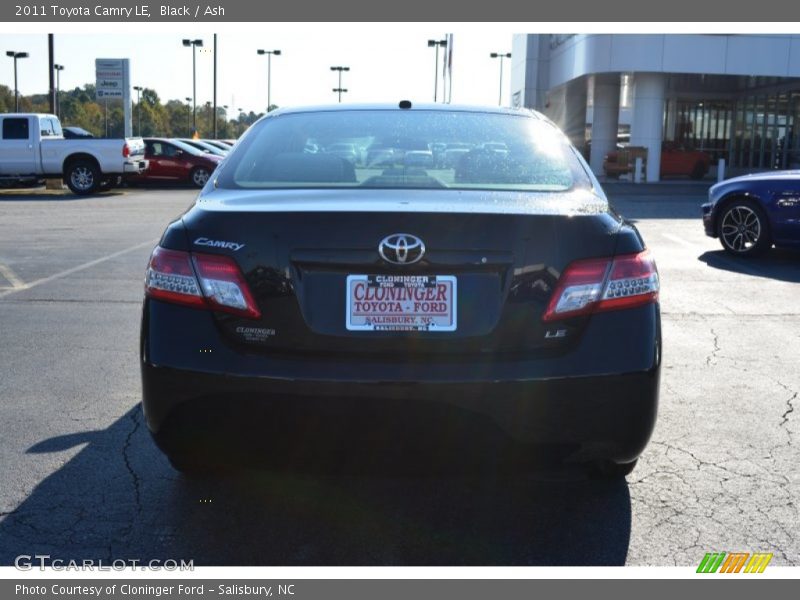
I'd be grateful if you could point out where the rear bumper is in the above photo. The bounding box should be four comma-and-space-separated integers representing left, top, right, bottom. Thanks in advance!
141, 300, 661, 465
123, 159, 148, 174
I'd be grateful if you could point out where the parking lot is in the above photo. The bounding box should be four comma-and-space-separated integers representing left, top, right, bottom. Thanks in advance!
0, 184, 797, 566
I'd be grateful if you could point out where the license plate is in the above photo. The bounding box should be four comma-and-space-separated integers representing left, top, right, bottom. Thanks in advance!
346, 274, 457, 332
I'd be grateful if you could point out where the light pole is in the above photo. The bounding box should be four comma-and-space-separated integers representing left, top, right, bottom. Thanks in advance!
257, 49, 281, 112
133, 85, 143, 136
5, 51, 29, 112
54, 64, 64, 119
185, 97, 192, 137
330, 66, 349, 103
427, 39, 447, 102
182, 38, 203, 133
490, 52, 512, 106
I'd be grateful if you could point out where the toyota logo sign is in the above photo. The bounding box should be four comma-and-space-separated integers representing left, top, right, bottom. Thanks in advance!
378, 234, 426, 265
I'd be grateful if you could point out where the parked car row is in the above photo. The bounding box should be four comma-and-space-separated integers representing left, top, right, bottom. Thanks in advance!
128, 137, 233, 188
0, 113, 239, 193
304, 140, 512, 169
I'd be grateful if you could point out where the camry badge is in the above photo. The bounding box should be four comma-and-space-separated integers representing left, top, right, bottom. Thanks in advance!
378, 233, 426, 265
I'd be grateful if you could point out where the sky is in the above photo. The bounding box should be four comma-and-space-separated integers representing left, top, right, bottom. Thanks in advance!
0, 28, 515, 116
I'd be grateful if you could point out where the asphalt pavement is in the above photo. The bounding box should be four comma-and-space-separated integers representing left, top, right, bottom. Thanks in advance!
0, 185, 797, 566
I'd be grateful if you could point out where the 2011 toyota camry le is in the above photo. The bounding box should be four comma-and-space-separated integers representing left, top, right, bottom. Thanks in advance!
140, 103, 661, 478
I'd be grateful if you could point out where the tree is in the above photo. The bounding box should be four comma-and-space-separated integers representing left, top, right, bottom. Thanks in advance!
6, 83, 244, 139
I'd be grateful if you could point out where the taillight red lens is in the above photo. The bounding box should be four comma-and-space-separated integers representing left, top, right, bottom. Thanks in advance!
543, 250, 659, 322
144, 247, 260, 319
122, 143, 130, 158
145, 247, 206, 309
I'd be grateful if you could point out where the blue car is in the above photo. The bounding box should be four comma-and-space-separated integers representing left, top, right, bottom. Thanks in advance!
703, 170, 800, 256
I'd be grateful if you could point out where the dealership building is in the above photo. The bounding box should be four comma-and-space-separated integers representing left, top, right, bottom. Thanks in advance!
510, 34, 800, 180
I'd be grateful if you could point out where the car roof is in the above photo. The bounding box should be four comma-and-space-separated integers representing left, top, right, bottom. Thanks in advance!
0, 113, 58, 118
266, 103, 543, 120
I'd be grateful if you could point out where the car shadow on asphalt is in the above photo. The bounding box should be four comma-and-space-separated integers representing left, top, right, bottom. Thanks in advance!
699, 248, 800, 283
0, 406, 631, 566
0, 191, 126, 202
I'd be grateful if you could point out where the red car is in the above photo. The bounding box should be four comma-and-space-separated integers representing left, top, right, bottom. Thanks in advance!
130, 138, 222, 188
604, 141, 711, 180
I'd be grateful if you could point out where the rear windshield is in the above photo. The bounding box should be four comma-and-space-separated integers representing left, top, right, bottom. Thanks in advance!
216, 109, 591, 192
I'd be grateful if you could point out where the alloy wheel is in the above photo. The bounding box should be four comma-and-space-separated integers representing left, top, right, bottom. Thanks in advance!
720, 205, 761, 253
70, 166, 95, 192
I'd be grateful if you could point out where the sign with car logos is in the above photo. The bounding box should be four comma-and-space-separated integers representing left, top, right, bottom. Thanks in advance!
95, 58, 132, 136
346, 274, 457, 332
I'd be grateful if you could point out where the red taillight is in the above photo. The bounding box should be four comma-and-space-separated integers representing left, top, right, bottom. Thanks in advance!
542, 250, 659, 322
122, 143, 130, 158
145, 247, 260, 319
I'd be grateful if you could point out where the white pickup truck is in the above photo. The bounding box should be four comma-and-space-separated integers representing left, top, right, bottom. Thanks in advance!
0, 113, 148, 195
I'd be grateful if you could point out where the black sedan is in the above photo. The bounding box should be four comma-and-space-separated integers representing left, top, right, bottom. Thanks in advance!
140, 103, 661, 478
703, 170, 800, 255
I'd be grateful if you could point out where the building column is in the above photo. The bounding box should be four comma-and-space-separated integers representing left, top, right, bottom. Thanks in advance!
563, 77, 588, 153
589, 73, 620, 176
630, 73, 666, 182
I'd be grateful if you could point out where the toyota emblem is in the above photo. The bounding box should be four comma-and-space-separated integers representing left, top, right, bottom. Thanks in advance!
378, 233, 426, 265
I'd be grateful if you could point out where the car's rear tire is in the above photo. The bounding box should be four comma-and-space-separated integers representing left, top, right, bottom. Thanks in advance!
717, 199, 771, 256
690, 161, 707, 180
190, 167, 211, 188
65, 160, 100, 195
593, 459, 638, 479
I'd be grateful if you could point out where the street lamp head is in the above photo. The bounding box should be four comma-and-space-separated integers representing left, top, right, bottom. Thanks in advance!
194, 39, 203, 47
133, 85, 143, 91
273, 50, 282, 56
257, 49, 265, 55
427, 40, 436, 47
54, 64, 64, 71
185, 97, 192, 102
182, 39, 191, 46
